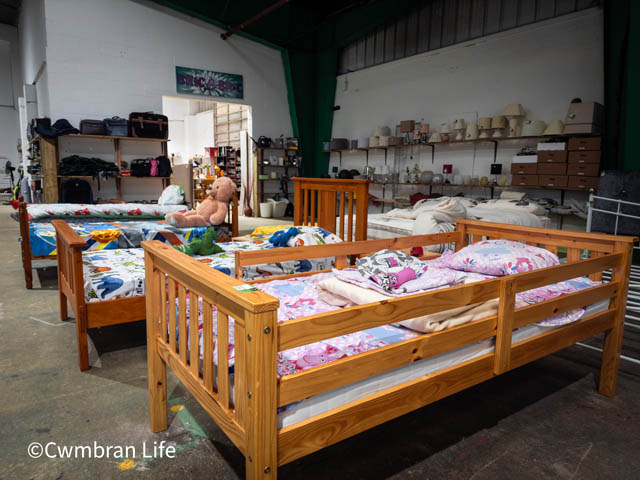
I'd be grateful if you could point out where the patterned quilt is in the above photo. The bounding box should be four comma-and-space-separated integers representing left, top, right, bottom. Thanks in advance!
28, 220, 230, 257
24, 203, 188, 221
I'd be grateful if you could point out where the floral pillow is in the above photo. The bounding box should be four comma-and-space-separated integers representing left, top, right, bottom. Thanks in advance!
440, 239, 559, 276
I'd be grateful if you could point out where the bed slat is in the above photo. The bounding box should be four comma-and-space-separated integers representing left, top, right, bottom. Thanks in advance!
234, 321, 246, 426
161, 274, 168, 342
310, 189, 316, 226
303, 189, 309, 225
218, 310, 230, 409
567, 247, 581, 263
589, 251, 604, 281
494, 279, 515, 374
347, 192, 353, 242
338, 192, 345, 240
202, 301, 214, 391
168, 278, 177, 353
178, 285, 187, 362
189, 292, 199, 376
545, 244, 558, 255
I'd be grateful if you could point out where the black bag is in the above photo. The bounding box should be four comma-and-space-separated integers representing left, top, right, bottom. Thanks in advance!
104, 117, 130, 136
129, 112, 168, 139
156, 156, 172, 177
257, 136, 271, 148
61, 179, 93, 204
131, 158, 152, 177
80, 119, 107, 135
29, 117, 51, 139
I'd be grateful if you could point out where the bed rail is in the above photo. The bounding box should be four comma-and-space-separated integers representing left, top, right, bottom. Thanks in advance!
292, 177, 370, 242
143, 222, 635, 478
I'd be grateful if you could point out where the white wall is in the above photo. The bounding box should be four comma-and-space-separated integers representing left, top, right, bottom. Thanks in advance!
18, 0, 49, 116
331, 9, 603, 209
43, 0, 292, 140
0, 24, 21, 168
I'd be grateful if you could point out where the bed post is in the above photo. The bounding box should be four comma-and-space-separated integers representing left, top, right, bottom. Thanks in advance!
18, 196, 33, 289
71, 247, 90, 371
599, 240, 633, 396
244, 308, 278, 479
54, 231, 68, 322
293, 180, 303, 226
232, 190, 239, 238
455, 220, 469, 251
144, 250, 168, 431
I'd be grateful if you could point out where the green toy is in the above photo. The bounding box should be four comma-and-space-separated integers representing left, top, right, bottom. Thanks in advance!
174, 227, 224, 256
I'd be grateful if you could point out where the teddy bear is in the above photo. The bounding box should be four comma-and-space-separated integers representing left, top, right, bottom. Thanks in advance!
165, 176, 235, 228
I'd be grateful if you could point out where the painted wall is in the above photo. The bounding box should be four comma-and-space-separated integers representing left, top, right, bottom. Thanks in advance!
0, 24, 21, 169
18, 0, 49, 116
331, 9, 604, 209
42, 0, 292, 140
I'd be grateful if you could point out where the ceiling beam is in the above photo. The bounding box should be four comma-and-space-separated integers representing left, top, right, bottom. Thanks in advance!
220, 0, 292, 40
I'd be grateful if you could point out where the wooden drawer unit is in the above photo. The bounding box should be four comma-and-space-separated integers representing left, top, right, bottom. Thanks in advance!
538, 175, 568, 188
567, 164, 600, 177
537, 151, 567, 163
568, 176, 599, 190
512, 174, 539, 186
537, 163, 567, 175
567, 136, 601, 151
511, 163, 537, 175
568, 151, 600, 164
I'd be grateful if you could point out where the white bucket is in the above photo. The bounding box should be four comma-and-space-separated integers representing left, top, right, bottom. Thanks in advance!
268, 198, 288, 217
259, 202, 273, 218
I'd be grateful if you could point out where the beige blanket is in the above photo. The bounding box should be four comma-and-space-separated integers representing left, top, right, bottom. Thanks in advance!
317, 276, 498, 333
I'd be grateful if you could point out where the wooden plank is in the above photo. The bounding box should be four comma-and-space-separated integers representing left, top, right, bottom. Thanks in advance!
293, 181, 303, 226
189, 291, 199, 377
218, 310, 230, 410
178, 285, 187, 362
278, 355, 494, 466
494, 279, 515, 374
567, 247, 581, 263
234, 321, 247, 428
600, 241, 633, 396
144, 257, 168, 432
245, 310, 278, 478
156, 339, 246, 454
355, 183, 368, 241
303, 189, 309, 225
347, 192, 353, 242
455, 221, 468, 251
278, 317, 496, 406
310, 189, 316, 226
160, 274, 168, 342
546, 244, 558, 255
168, 277, 177, 353
86, 296, 146, 327
203, 301, 214, 391
19, 199, 34, 289
510, 309, 615, 370
338, 192, 345, 240
471, 234, 483, 244
513, 282, 620, 329
279, 278, 500, 350
589, 251, 604, 281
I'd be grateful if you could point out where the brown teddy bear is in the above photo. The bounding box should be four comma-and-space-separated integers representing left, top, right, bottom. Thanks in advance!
166, 176, 236, 227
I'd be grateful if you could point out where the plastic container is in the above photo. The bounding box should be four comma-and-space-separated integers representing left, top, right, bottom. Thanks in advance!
268, 198, 288, 217
259, 202, 273, 218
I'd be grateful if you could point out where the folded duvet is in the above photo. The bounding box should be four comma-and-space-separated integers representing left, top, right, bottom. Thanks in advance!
25, 203, 188, 221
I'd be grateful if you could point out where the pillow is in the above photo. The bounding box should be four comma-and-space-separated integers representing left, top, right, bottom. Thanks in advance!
286, 226, 342, 247
440, 239, 559, 276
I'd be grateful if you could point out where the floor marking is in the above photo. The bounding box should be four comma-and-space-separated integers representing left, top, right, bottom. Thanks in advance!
29, 316, 72, 327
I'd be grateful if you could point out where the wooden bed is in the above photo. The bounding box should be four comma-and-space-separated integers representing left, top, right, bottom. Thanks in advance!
52, 179, 369, 371
18, 194, 238, 290
141, 219, 635, 479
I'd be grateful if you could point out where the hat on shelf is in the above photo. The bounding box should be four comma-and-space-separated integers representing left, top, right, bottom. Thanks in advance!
521, 120, 546, 137
491, 116, 507, 138
428, 132, 442, 143
478, 117, 492, 138
400, 120, 415, 133
465, 124, 479, 140
374, 126, 391, 136
378, 136, 390, 146
453, 119, 465, 130
369, 136, 379, 147
503, 104, 526, 117
543, 120, 564, 135
440, 123, 451, 134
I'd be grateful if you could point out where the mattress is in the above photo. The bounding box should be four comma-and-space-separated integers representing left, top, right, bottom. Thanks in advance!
28, 220, 228, 257
82, 241, 332, 302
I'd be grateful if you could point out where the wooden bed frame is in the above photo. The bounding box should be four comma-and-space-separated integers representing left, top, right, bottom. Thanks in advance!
51, 180, 369, 371
18, 194, 239, 289
141, 219, 635, 479
292, 177, 370, 241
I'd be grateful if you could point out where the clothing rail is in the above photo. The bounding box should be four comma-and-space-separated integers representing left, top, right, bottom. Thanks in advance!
581, 193, 640, 364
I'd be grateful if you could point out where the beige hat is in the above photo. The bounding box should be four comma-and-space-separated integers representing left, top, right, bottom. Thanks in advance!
428, 132, 442, 143
374, 126, 391, 136
503, 103, 525, 117
491, 116, 507, 128
521, 120, 546, 136
453, 119, 465, 130
369, 136, 379, 147
543, 120, 564, 135
440, 123, 451, 134
378, 136, 390, 146
478, 117, 492, 130
465, 124, 479, 140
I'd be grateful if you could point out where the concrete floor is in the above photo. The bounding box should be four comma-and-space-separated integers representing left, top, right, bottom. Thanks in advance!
1, 204, 640, 479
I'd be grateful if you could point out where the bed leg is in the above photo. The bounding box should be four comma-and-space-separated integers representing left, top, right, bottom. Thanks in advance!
144, 254, 168, 432
59, 292, 68, 321
245, 310, 278, 479
598, 242, 632, 397
76, 307, 89, 371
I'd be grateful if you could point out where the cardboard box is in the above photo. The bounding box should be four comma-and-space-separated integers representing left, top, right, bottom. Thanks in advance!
538, 175, 568, 187
565, 102, 603, 125
511, 163, 537, 175
512, 154, 537, 163
567, 137, 602, 151
568, 176, 599, 190
512, 174, 538, 186
568, 151, 600, 164
537, 142, 566, 151
567, 164, 600, 176
564, 124, 601, 135
537, 151, 567, 163
537, 163, 567, 175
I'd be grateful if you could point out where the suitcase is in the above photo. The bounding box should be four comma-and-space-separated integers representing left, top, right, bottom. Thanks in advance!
104, 116, 130, 137
591, 170, 640, 236
61, 179, 93, 204
131, 158, 152, 177
129, 112, 168, 139
80, 119, 107, 135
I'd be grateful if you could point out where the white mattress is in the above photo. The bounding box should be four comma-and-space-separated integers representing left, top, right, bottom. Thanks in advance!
277, 299, 609, 428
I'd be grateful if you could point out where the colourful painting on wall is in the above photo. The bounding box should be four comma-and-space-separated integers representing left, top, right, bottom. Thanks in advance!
176, 66, 244, 99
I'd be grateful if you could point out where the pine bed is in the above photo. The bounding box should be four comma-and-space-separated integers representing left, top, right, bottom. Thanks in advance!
52, 179, 370, 371
141, 220, 635, 479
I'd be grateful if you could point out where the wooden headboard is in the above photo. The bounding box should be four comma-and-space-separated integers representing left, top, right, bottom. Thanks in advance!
292, 177, 370, 242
